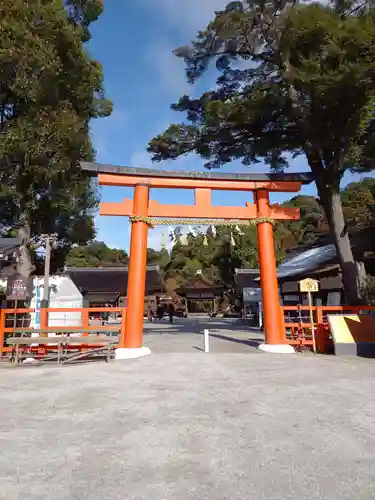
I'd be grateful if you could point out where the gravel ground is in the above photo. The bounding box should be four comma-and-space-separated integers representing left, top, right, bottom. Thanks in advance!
1, 319, 375, 500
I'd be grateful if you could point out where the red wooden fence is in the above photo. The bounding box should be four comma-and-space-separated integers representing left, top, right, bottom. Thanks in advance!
2, 304, 375, 356
0, 307, 126, 355
282, 305, 375, 352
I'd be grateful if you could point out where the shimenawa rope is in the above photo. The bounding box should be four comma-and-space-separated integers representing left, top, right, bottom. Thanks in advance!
129, 215, 275, 229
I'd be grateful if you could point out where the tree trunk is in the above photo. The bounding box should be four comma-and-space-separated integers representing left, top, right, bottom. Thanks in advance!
16, 220, 34, 278
318, 185, 360, 304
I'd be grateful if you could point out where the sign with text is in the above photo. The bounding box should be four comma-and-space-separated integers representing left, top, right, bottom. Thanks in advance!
6, 274, 31, 301
299, 278, 319, 293
298, 278, 319, 354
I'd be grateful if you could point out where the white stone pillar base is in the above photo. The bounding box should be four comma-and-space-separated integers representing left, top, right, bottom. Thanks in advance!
115, 347, 151, 360
257, 343, 295, 354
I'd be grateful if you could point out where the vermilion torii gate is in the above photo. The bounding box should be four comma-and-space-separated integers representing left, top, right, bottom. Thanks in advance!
82, 162, 312, 358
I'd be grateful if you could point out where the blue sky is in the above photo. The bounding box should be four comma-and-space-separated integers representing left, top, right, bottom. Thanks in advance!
88, 0, 367, 251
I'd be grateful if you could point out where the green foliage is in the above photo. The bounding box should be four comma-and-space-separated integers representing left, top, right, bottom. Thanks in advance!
64, 0, 104, 42
0, 0, 111, 275
158, 177, 375, 290
149, 1, 375, 174
276, 195, 326, 254
66, 241, 129, 268
146, 248, 170, 270
66, 243, 172, 271
148, 0, 375, 302
58, 178, 375, 294
341, 177, 375, 228
163, 225, 258, 288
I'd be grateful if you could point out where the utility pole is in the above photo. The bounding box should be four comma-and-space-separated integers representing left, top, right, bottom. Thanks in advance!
40, 233, 58, 329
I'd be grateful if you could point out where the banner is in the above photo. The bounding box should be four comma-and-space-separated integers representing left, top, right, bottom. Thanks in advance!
35, 283, 41, 328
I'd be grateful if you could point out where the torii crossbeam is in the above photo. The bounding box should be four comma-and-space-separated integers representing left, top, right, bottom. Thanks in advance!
82, 162, 313, 357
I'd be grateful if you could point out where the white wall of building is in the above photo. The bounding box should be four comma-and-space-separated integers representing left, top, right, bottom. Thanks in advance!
29, 276, 83, 328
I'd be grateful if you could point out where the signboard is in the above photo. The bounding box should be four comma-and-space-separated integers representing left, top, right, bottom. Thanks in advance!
298, 278, 319, 354
299, 278, 319, 293
6, 274, 31, 301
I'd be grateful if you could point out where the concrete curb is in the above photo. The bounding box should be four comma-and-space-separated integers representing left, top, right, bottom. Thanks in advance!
257, 343, 295, 354
115, 347, 151, 360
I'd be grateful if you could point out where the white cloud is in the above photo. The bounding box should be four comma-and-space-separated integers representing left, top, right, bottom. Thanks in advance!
130, 146, 199, 171
91, 107, 127, 162
93, 135, 107, 159
130, 150, 153, 169
147, 229, 169, 251
145, 41, 190, 96
110, 107, 127, 124
138, 0, 228, 34
138, 1, 228, 96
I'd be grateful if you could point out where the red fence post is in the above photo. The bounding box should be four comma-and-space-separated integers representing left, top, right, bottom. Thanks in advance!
0, 309, 5, 358
82, 308, 89, 336
40, 308, 48, 331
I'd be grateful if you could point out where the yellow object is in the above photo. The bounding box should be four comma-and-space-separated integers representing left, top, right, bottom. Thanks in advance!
299, 278, 319, 293
328, 314, 375, 344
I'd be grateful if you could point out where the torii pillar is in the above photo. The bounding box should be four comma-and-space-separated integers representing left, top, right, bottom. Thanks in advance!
117, 184, 151, 359
255, 190, 293, 353
81, 161, 312, 358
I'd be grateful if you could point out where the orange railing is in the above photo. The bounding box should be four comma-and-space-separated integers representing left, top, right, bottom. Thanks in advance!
0, 307, 126, 356
282, 305, 375, 353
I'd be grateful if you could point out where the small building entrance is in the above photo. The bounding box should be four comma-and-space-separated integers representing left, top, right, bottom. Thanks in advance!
176, 274, 225, 316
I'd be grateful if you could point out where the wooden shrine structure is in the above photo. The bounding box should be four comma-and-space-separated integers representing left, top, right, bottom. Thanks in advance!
175, 274, 226, 315
82, 162, 313, 356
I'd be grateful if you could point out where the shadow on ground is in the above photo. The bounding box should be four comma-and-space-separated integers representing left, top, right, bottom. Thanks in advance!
143, 318, 264, 354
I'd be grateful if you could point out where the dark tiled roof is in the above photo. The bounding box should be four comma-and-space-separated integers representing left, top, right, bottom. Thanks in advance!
234, 269, 260, 289
237, 245, 337, 282
175, 274, 226, 295
0, 238, 21, 259
235, 269, 260, 276
65, 266, 162, 295
81, 162, 314, 184
276, 245, 336, 278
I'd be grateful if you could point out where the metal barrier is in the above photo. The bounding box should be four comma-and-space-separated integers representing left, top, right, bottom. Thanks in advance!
0, 307, 126, 356
282, 305, 375, 352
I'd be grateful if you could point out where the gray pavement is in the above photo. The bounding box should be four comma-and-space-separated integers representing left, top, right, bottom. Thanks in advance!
1, 318, 375, 500
143, 317, 264, 353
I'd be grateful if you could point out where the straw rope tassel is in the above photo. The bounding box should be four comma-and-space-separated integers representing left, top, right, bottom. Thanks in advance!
161, 232, 167, 249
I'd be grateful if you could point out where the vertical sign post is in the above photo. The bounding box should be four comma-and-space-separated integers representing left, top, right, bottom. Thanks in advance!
6, 274, 31, 338
35, 281, 41, 329
258, 301, 263, 329
204, 329, 210, 353
299, 278, 319, 354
